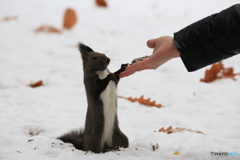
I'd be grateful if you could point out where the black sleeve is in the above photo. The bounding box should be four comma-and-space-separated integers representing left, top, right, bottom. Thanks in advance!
174, 4, 240, 72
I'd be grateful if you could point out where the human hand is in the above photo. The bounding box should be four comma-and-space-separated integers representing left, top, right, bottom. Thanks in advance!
119, 36, 180, 78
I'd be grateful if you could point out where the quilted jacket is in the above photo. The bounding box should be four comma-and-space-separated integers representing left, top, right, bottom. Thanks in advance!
174, 4, 240, 71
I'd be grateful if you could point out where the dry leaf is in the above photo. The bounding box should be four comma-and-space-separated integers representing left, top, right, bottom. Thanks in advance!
152, 145, 156, 151
29, 129, 44, 136
29, 80, 43, 88
66, 44, 78, 48
119, 95, 162, 108
35, 25, 62, 33
200, 62, 240, 83
156, 126, 205, 135
29, 131, 38, 136
152, 143, 159, 151
173, 151, 181, 155
63, 8, 77, 29
222, 67, 239, 80
96, 0, 107, 7
200, 62, 223, 83
3, 16, 18, 21
84, 151, 90, 155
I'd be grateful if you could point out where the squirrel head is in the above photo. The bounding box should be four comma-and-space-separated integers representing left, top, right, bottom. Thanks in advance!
79, 43, 110, 71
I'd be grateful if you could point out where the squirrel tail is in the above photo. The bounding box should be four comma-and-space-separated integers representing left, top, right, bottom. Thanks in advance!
58, 129, 84, 150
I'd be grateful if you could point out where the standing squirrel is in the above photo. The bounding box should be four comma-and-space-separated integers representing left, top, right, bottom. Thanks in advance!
58, 43, 129, 153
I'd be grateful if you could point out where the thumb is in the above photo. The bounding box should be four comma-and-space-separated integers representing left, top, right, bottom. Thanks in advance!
147, 38, 158, 48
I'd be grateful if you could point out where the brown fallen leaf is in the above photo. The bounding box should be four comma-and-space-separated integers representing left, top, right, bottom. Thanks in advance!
35, 25, 62, 34
63, 8, 77, 29
119, 95, 162, 108
3, 16, 18, 21
152, 145, 155, 151
173, 151, 181, 155
66, 44, 78, 48
200, 62, 240, 83
29, 129, 44, 136
155, 126, 205, 135
200, 62, 224, 83
96, 0, 107, 7
222, 67, 240, 80
152, 143, 159, 151
29, 80, 43, 88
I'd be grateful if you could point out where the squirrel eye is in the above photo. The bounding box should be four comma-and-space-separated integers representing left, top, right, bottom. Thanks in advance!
92, 57, 98, 60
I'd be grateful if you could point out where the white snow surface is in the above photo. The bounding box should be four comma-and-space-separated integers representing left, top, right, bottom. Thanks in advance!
0, 0, 240, 160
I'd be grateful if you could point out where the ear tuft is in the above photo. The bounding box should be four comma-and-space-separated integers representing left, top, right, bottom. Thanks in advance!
78, 43, 95, 68
78, 43, 94, 53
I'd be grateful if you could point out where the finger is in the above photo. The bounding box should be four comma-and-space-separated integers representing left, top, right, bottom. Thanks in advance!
127, 58, 151, 71
127, 57, 149, 70
120, 62, 151, 78
139, 58, 152, 69
119, 70, 136, 78
120, 63, 143, 78
120, 58, 153, 78
147, 38, 158, 48
124, 63, 137, 71
119, 72, 125, 78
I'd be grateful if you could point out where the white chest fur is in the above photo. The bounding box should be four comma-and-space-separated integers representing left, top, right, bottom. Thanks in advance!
95, 70, 117, 148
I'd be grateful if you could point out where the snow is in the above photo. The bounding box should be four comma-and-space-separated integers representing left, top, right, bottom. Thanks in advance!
0, 0, 240, 159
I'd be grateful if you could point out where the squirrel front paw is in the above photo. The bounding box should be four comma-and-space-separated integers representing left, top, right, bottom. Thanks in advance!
120, 63, 129, 72
114, 63, 129, 77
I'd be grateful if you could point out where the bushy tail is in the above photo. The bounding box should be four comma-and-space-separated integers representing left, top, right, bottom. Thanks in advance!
57, 129, 84, 150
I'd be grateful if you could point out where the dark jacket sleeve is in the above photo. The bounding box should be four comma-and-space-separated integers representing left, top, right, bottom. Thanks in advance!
174, 4, 240, 72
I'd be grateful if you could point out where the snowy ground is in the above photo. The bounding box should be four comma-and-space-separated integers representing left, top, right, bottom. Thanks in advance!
0, 0, 240, 159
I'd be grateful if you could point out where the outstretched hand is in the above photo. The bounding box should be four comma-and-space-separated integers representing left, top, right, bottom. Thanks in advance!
119, 36, 180, 78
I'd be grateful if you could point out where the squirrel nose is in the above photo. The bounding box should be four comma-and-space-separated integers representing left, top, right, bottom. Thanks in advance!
106, 58, 110, 64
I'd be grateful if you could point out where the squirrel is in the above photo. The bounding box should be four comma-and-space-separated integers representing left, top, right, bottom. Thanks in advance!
58, 43, 129, 153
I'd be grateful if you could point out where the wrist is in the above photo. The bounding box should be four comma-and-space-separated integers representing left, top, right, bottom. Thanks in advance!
171, 38, 181, 58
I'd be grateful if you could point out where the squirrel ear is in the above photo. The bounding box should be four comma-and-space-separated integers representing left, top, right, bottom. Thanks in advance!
78, 43, 94, 62
79, 43, 94, 53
